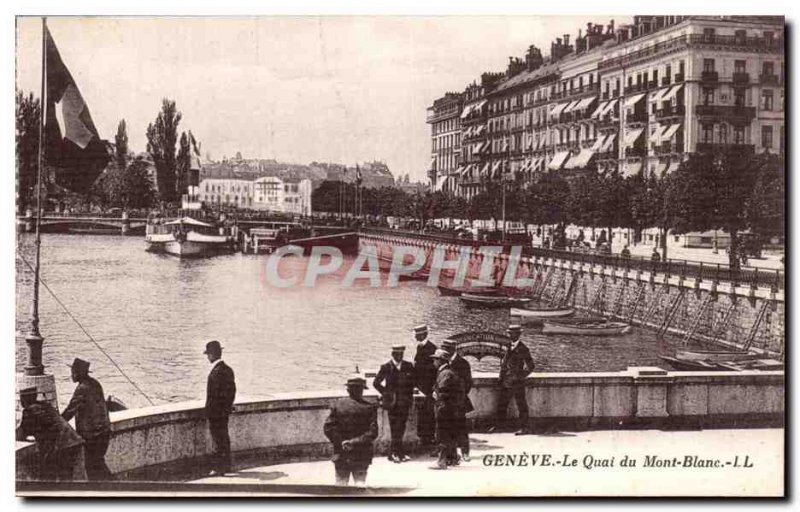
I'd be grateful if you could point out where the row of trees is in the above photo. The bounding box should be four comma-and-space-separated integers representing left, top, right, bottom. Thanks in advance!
313, 149, 783, 269
16, 93, 198, 213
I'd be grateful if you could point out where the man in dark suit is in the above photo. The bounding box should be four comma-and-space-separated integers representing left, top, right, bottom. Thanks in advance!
492, 324, 535, 435
204, 340, 236, 476
62, 358, 112, 480
429, 349, 464, 470
373, 344, 415, 462
441, 339, 473, 462
324, 376, 378, 485
18, 387, 85, 481
412, 324, 437, 451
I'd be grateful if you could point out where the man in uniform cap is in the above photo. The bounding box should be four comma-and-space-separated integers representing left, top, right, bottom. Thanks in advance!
62, 358, 112, 480
204, 340, 237, 476
412, 324, 437, 451
441, 339, 473, 462
491, 324, 535, 435
18, 387, 85, 481
429, 349, 465, 470
324, 375, 378, 485
373, 344, 415, 462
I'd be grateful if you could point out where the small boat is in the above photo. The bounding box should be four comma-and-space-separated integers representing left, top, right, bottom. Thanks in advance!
106, 395, 128, 412
518, 315, 609, 327
398, 271, 430, 282
247, 227, 283, 254
658, 355, 725, 371
542, 321, 631, 336
438, 285, 501, 297
675, 350, 761, 363
460, 293, 531, 308
716, 359, 784, 371
145, 216, 235, 258
510, 306, 574, 319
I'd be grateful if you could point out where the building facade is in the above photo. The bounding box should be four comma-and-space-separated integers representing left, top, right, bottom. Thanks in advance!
427, 15, 784, 197
426, 92, 463, 194
252, 177, 312, 215
199, 179, 254, 209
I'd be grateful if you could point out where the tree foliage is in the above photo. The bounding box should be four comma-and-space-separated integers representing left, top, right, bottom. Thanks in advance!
16, 91, 41, 214
114, 119, 129, 171
146, 99, 182, 204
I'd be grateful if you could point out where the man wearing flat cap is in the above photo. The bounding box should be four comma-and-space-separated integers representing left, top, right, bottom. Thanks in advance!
442, 339, 473, 462
373, 344, 415, 462
430, 349, 465, 470
62, 358, 112, 480
492, 324, 535, 435
324, 375, 379, 485
204, 340, 236, 476
412, 324, 437, 450
18, 387, 86, 481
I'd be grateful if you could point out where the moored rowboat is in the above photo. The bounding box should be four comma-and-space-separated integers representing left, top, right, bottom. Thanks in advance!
542, 321, 631, 336
438, 285, 501, 297
510, 306, 574, 319
460, 293, 531, 308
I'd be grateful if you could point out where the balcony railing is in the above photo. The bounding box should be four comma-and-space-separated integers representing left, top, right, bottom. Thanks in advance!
759, 74, 780, 86
695, 105, 756, 120
625, 112, 648, 124
624, 146, 646, 158
701, 71, 719, 82
596, 116, 619, 130
696, 142, 755, 154
654, 142, 684, 155
732, 72, 750, 84
654, 104, 685, 120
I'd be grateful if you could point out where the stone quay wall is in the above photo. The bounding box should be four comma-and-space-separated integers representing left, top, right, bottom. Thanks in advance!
359, 232, 785, 356
15, 369, 784, 481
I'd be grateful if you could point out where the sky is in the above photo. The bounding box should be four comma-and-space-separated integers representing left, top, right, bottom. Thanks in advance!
16, 16, 631, 182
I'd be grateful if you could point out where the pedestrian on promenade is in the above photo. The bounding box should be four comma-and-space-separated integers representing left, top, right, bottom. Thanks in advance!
621, 245, 631, 258
323, 375, 378, 486
373, 344, 415, 462
429, 349, 465, 470
204, 340, 236, 476
18, 387, 86, 481
62, 358, 112, 480
441, 339, 473, 462
651, 248, 661, 262
490, 324, 535, 435
413, 324, 438, 453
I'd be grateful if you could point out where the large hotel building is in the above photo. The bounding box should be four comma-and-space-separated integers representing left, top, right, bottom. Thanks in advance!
426, 16, 784, 199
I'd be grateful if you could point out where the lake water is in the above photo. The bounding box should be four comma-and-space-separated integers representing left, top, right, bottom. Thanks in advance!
16, 234, 688, 409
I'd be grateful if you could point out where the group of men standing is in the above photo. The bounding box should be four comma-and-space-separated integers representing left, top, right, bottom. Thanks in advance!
323, 322, 537, 484
17, 358, 112, 481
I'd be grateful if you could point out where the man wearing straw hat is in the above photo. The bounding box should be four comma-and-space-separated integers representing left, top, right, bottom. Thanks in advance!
429, 348, 465, 470
62, 357, 112, 480
441, 339, 473, 462
373, 344, 415, 462
204, 340, 237, 476
412, 324, 437, 452
324, 375, 379, 485
18, 387, 85, 481
491, 324, 535, 435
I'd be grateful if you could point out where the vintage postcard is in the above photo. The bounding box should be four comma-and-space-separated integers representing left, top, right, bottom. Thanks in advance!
14, 14, 785, 497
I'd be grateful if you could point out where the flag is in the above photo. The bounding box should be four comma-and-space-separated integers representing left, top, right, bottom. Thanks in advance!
44, 24, 109, 195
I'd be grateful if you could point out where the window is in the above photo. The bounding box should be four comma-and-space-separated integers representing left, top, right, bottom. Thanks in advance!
762, 125, 773, 149
652, 69, 658, 83
734, 60, 746, 74
678, 60, 685, 76
702, 124, 714, 143
703, 59, 715, 72
735, 29, 746, 42
764, 30, 774, 41
762, 89, 774, 111
733, 126, 745, 145
719, 123, 727, 144
703, 28, 715, 40
702, 87, 715, 105
762, 61, 774, 76
734, 88, 746, 107
665, 64, 671, 78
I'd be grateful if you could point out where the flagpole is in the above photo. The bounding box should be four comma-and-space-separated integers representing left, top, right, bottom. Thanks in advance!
25, 17, 47, 376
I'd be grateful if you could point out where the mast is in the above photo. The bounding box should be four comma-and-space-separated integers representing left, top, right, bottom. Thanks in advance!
25, 17, 47, 376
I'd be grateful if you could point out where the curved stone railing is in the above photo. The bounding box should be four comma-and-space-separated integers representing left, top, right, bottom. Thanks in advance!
16, 369, 784, 481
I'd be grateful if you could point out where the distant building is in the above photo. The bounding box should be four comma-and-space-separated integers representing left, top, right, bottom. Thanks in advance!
199, 179, 254, 208
253, 176, 312, 215
426, 92, 463, 194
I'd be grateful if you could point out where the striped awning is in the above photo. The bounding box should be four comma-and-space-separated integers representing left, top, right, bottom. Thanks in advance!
479, 162, 490, 176
650, 124, 668, 144
562, 99, 582, 114
623, 127, 645, 147
575, 96, 597, 111
649, 88, 669, 103
591, 134, 606, 151
624, 93, 646, 109
661, 123, 682, 142
548, 151, 571, 170
591, 100, 609, 119
600, 133, 617, 152
549, 102, 569, 119
564, 149, 596, 170
600, 99, 618, 117
666, 160, 682, 173
661, 84, 684, 103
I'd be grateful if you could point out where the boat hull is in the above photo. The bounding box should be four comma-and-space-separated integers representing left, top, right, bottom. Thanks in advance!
510, 307, 575, 318
460, 294, 531, 308
146, 238, 233, 258
438, 285, 500, 297
542, 321, 631, 336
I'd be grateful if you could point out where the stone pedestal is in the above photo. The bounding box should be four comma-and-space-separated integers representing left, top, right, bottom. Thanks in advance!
16, 373, 59, 425
628, 366, 670, 418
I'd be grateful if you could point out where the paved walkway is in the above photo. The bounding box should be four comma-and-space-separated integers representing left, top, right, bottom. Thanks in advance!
192, 428, 783, 497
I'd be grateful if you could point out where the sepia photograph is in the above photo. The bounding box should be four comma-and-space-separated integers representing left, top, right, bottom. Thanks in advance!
12, 11, 785, 498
